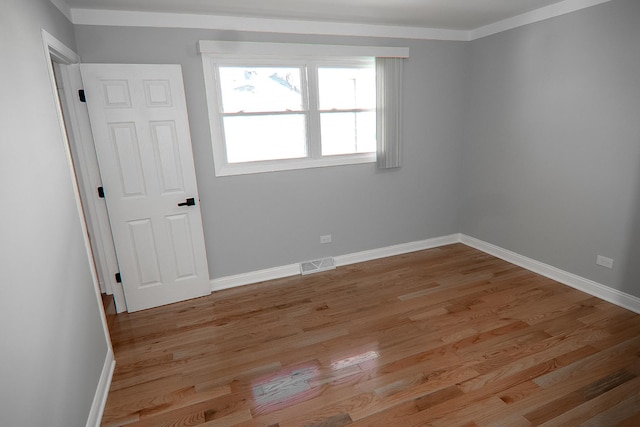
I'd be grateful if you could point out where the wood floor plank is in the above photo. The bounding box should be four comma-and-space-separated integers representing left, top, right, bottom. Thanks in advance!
523, 368, 636, 425
533, 336, 640, 388
101, 244, 640, 426
537, 374, 640, 427
428, 395, 509, 426
581, 391, 640, 427
200, 408, 253, 427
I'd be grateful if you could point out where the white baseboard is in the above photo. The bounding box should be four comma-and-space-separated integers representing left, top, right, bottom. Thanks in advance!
86, 348, 115, 427
210, 234, 460, 291
211, 263, 301, 291
210, 233, 640, 314
334, 234, 460, 267
460, 234, 640, 314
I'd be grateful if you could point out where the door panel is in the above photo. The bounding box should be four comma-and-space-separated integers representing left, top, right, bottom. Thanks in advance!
128, 218, 162, 287
151, 121, 185, 193
166, 214, 197, 278
81, 64, 210, 312
110, 123, 146, 197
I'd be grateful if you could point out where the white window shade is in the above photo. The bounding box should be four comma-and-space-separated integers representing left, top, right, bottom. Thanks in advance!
376, 57, 404, 169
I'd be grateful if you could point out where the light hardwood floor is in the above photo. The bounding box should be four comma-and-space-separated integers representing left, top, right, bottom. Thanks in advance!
101, 244, 640, 426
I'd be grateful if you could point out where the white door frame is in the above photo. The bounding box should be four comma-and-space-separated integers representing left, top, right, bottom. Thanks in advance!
42, 29, 116, 426
55, 63, 126, 312
42, 30, 127, 313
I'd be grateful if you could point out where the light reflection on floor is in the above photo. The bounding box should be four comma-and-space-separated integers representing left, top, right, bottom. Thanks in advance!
251, 349, 380, 414
330, 350, 380, 371
253, 365, 319, 405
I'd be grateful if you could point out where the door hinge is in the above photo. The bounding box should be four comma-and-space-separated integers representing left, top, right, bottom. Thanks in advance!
78, 89, 86, 103
115, 272, 122, 283
97, 186, 105, 198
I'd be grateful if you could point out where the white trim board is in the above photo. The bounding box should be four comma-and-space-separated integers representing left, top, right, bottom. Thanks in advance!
469, 0, 613, 40
198, 40, 409, 58
211, 232, 640, 314
62, 0, 613, 41
42, 31, 118, 425
210, 234, 460, 291
55, 63, 126, 313
85, 349, 115, 427
211, 263, 301, 292
49, 0, 72, 22
42, 28, 79, 63
71, 8, 468, 41
334, 234, 460, 267
459, 234, 640, 314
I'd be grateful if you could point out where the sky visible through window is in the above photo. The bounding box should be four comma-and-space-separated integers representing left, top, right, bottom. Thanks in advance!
218, 65, 375, 163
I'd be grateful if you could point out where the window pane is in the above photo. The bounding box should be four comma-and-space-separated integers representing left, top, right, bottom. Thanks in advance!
321, 111, 376, 156
219, 67, 303, 113
224, 114, 307, 163
318, 67, 375, 110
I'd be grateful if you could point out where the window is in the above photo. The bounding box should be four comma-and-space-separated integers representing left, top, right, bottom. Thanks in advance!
200, 41, 408, 176
218, 65, 308, 164
318, 66, 376, 156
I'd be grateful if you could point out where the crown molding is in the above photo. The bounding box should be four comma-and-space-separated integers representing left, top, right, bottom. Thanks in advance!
49, 0, 73, 21
60, 0, 612, 44
70, 8, 471, 41
470, 0, 613, 40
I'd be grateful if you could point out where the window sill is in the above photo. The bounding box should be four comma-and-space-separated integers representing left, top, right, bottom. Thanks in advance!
214, 153, 376, 176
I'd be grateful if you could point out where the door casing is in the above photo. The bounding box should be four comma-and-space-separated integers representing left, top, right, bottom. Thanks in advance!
55, 63, 126, 312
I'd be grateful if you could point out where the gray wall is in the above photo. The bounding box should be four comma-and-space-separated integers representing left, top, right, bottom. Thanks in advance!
0, 0, 110, 425
74, 27, 468, 278
73, 0, 639, 301
1, 0, 636, 423
462, 0, 640, 297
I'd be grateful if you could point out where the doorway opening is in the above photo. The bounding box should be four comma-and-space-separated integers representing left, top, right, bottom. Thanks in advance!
42, 30, 126, 315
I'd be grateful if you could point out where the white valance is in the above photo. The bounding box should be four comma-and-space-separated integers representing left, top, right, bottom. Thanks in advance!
198, 40, 409, 59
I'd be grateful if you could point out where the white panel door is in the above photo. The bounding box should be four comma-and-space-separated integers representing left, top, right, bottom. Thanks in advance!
80, 64, 210, 312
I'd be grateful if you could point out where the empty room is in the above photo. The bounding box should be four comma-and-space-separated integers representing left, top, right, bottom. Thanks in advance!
1, 0, 639, 425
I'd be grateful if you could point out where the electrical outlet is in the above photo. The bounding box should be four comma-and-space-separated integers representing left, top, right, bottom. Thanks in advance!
320, 235, 332, 244
596, 255, 614, 269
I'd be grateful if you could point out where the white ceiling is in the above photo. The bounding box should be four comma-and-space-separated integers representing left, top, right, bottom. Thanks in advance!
62, 0, 593, 31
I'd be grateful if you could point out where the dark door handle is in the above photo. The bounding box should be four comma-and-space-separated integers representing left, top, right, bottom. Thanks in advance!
178, 197, 196, 207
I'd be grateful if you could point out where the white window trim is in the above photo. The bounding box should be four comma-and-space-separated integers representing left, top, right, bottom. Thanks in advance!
199, 41, 408, 176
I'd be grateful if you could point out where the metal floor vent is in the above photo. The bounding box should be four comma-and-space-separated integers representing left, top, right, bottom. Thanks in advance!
300, 257, 336, 275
